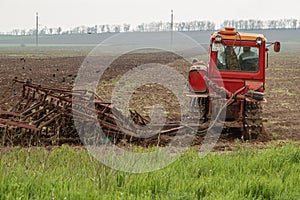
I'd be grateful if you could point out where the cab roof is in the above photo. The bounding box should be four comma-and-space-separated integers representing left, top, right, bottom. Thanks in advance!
211, 27, 266, 42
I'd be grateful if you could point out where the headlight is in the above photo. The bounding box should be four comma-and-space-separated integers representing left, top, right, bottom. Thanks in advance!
215, 34, 222, 43
256, 37, 263, 45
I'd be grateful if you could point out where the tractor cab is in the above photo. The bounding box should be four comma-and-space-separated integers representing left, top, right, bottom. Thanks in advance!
207, 27, 280, 94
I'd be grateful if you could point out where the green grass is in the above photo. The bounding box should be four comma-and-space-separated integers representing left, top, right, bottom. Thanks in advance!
0, 144, 299, 199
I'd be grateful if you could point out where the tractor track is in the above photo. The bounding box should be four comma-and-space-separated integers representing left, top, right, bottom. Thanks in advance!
243, 101, 264, 140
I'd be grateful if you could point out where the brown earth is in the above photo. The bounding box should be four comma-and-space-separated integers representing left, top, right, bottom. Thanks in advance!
0, 51, 299, 149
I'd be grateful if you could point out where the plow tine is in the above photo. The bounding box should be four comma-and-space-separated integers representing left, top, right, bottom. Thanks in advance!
21, 102, 42, 115
159, 126, 185, 135
0, 118, 39, 131
0, 110, 23, 117
33, 108, 58, 126
39, 113, 62, 128
23, 104, 50, 119
10, 96, 26, 112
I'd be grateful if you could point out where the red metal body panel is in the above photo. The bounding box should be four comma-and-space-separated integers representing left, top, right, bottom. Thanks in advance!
189, 70, 207, 93
210, 79, 245, 94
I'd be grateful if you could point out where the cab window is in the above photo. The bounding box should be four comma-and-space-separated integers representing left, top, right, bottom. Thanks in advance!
216, 45, 259, 72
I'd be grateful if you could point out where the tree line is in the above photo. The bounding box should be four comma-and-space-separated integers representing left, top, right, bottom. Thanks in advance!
3, 18, 300, 36
221, 19, 299, 30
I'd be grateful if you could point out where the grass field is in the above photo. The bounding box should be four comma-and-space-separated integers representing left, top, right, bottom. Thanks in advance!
0, 144, 299, 200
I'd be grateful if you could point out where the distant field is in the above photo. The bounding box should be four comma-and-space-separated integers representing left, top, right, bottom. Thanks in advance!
1, 29, 300, 45
0, 46, 94, 57
0, 30, 300, 58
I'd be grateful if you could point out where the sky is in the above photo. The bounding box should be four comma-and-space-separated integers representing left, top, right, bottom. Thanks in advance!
0, 0, 299, 32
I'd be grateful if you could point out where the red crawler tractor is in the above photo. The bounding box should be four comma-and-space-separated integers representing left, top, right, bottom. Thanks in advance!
189, 27, 281, 139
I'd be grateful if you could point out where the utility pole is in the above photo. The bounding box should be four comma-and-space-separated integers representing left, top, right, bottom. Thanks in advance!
171, 10, 174, 46
36, 12, 39, 47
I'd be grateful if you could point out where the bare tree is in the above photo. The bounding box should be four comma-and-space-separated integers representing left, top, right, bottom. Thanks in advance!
123, 24, 131, 32
105, 24, 110, 33
57, 27, 62, 34
12, 29, 20, 35
21, 29, 26, 35
113, 25, 121, 33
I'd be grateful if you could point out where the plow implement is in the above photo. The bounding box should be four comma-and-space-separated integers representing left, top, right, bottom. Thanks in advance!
0, 79, 188, 146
